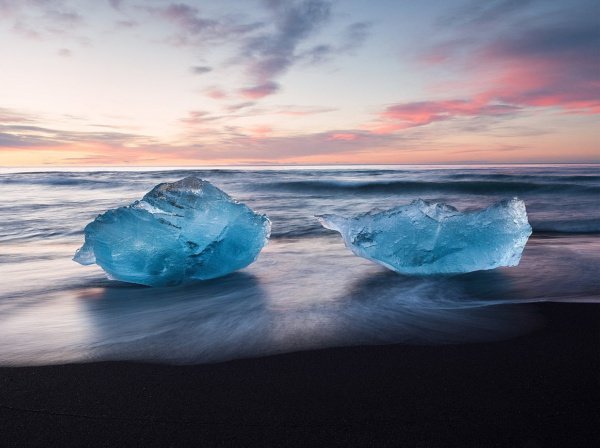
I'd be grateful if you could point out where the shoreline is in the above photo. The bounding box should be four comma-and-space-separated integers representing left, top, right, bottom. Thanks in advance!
1, 302, 599, 446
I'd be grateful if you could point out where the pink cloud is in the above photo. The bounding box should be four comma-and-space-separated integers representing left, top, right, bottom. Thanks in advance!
478, 56, 600, 114
374, 14, 600, 135
327, 132, 361, 141
155, 3, 218, 36
204, 86, 227, 100
249, 125, 272, 138
180, 110, 211, 125
419, 9, 600, 117
274, 106, 337, 116
385, 6, 599, 137
238, 82, 280, 99
371, 99, 518, 134
0, 108, 35, 124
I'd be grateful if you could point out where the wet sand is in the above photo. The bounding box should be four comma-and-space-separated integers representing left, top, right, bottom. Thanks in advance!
1, 302, 598, 447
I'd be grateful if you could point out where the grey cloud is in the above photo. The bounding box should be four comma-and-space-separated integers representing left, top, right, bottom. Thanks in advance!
2, 0, 86, 42
226, 102, 256, 112
0, 107, 37, 124
299, 43, 333, 64
0, 132, 52, 148
157, 3, 219, 35
486, 16, 600, 61
109, 0, 124, 10
115, 20, 137, 28
438, 0, 537, 27
179, 110, 221, 125
141, 1, 368, 100
412, 0, 600, 117
190, 65, 212, 74
339, 21, 371, 52
0, 122, 148, 148
238, 81, 280, 99
148, 2, 264, 46
44, 8, 82, 26
241, 0, 331, 83
271, 105, 337, 115
234, 2, 372, 98
299, 21, 372, 64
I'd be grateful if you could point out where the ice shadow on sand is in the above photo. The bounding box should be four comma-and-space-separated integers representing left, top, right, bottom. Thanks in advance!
75, 267, 546, 365
77, 272, 279, 364
328, 269, 544, 346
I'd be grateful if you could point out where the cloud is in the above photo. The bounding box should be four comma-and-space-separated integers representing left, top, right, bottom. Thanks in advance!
57, 48, 71, 57
327, 132, 361, 141
0, 107, 36, 124
156, 3, 219, 35
231, 2, 371, 99
438, 0, 537, 28
179, 110, 223, 126
239, 81, 280, 99
340, 21, 371, 52
115, 19, 137, 28
270, 105, 336, 116
108, 0, 124, 10
190, 65, 212, 74
234, 0, 331, 97
473, 13, 600, 113
0, 115, 151, 151
226, 102, 256, 112
204, 86, 228, 99
177, 103, 336, 132
141, 1, 369, 100
372, 100, 520, 133
190, 65, 212, 75
147, 2, 264, 47
249, 125, 272, 138
299, 21, 371, 64
391, 0, 600, 135
297, 43, 332, 64
207, 128, 414, 162
1, 0, 86, 43
0, 132, 52, 148
44, 8, 82, 27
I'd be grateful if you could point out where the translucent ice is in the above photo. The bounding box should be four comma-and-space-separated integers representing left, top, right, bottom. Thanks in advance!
318, 198, 532, 275
74, 176, 270, 286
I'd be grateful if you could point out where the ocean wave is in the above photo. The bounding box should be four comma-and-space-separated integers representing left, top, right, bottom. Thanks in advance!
256, 179, 600, 195
268, 220, 600, 238
0, 175, 119, 187
530, 219, 600, 234
446, 173, 600, 183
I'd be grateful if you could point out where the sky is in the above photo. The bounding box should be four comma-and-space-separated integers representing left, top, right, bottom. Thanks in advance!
0, 0, 598, 165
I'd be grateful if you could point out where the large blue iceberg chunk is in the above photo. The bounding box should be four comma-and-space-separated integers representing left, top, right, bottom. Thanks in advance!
318, 198, 532, 275
74, 176, 270, 286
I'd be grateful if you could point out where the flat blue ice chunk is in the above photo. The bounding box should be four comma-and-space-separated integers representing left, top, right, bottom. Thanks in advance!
74, 176, 270, 286
318, 198, 532, 275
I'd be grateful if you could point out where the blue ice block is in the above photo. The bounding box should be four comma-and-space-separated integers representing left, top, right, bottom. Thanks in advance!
318, 198, 531, 275
74, 176, 270, 286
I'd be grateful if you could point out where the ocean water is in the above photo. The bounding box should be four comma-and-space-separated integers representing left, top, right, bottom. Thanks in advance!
1, 165, 599, 365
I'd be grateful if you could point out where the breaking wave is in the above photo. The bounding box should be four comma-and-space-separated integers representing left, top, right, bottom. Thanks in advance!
257, 179, 600, 195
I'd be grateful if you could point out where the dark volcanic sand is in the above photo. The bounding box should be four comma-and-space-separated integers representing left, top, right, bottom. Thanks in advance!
1, 302, 599, 447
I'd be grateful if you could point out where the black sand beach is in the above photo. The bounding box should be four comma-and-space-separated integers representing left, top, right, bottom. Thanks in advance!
1, 302, 598, 447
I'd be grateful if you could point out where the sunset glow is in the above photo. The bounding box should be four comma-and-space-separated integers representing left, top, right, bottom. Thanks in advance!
0, 0, 598, 166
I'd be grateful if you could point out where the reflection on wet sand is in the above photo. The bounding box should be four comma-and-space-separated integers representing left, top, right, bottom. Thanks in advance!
1, 234, 598, 366
73, 246, 542, 365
